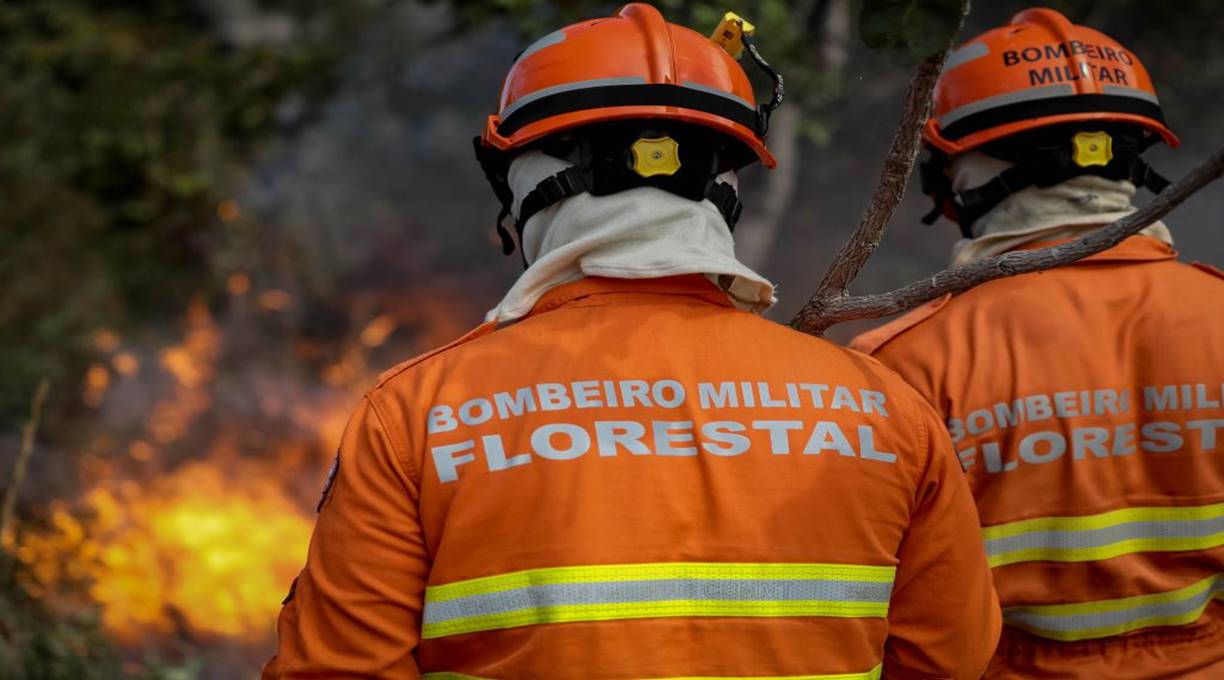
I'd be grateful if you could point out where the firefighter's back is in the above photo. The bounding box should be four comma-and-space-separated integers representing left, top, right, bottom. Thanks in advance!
862, 237, 1224, 678
380, 276, 998, 679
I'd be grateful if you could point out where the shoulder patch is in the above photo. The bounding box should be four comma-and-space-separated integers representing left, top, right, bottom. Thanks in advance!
374, 321, 497, 389
317, 454, 340, 513
849, 294, 953, 355
1191, 262, 1224, 281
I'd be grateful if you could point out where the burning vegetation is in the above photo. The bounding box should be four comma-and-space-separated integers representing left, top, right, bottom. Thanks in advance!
10, 460, 314, 643
2, 279, 474, 674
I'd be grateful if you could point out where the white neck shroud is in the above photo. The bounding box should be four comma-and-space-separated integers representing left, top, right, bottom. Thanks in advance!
949, 151, 1172, 267
485, 151, 776, 323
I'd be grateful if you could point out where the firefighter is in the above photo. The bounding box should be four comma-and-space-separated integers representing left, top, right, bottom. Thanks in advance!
266, 5, 999, 678
853, 8, 1224, 679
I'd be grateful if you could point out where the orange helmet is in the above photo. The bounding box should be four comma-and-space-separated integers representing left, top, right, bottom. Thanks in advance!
480, 3, 778, 169
924, 7, 1179, 155
475, 4, 785, 262
918, 8, 1179, 236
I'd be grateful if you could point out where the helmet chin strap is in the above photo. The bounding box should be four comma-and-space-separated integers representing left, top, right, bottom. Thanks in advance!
513, 167, 742, 245
475, 126, 746, 269
741, 33, 784, 137
473, 137, 521, 258
920, 129, 1172, 239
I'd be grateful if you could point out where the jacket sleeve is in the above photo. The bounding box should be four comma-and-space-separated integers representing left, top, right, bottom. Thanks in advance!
883, 403, 1001, 679
263, 395, 429, 679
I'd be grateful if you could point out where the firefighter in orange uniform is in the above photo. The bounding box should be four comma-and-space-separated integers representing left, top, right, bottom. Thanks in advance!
265, 5, 1000, 678
854, 8, 1224, 679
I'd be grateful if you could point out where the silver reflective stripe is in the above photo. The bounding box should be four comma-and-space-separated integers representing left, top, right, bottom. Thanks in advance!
1103, 84, 1161, 105
424, 577, 893, 627
499, 77, 759, 121
938, 84, 1075, 126
500, 76, 648, 119
1004, 575, 1224, 640
943, 42, 989, 72
986, 515, 1224, 558
680, 80, 756, 111
421, 562, 896, 639
423, 667, 885, 680
515, 29, 566, 64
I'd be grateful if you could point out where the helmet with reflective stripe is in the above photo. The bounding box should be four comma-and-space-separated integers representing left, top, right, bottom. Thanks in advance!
480, 3, 776, 169
924, 8, 1180, 155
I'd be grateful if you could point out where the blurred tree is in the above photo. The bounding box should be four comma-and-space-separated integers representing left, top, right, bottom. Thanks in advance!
0, 0, 366, 426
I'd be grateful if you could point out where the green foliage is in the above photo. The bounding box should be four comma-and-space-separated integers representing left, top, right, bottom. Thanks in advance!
859, 0, 965, 64
0, 554, 120, 680
0, 551, 204, 679
0, 1, 352, 425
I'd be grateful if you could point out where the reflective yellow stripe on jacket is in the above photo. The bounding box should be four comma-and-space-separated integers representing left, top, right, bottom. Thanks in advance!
421, 562, 896, 640
983, 502, 1224, 568
423, 664, 884, 680
1004, 573, 1224, 641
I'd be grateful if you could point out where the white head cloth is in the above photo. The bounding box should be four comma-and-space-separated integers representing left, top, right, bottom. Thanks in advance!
485, 151, 776, 323
948, 151, 1172, 266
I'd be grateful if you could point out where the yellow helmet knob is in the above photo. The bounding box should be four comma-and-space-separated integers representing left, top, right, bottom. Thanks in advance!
709, 11, 756, 60
1072, 130, 1114, 168
631, 136, 682, 177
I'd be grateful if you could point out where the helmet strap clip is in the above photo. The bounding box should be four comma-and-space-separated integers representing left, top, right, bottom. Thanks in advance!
921, 129, 1173, 239
741, 33, 785, 137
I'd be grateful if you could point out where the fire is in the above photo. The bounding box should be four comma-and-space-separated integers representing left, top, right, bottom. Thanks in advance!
150, 299, 219, 445
360, 314, 398, 348
14, 300, 325, 644
9, 281, 478, 669
83, 363, 111, 408
15, 461, 313, 641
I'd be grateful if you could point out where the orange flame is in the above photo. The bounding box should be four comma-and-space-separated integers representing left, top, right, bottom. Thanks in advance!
14, 300, 324, 643
217, 199, 241, 223
360, 314, 398, 348
14, 285, 474, 661
227, 272, 252, 297
83, 363, 111, 408
111, 351, 140, 377
92, 328, 122, 353
258, 290, 293, 311
16, 461, 313, 641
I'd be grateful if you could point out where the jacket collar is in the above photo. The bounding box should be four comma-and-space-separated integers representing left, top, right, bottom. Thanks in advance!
1015, 234, 1177, 264
526, 275, 736, 318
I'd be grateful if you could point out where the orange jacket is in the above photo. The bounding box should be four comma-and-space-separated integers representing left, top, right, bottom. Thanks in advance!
266, 275, 999, 679
854, 236, 1224, 677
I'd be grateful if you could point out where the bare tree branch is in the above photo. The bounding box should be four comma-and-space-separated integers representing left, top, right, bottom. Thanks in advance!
1, 379, 50, 545
793, 145, 1224, 334
791, 0, 968, 326
804, 1, 970, 300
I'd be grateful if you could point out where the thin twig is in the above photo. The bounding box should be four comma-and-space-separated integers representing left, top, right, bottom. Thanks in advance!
1, 380, 51, 544
794, 145, 1224, 333
795, 0, 970, 325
